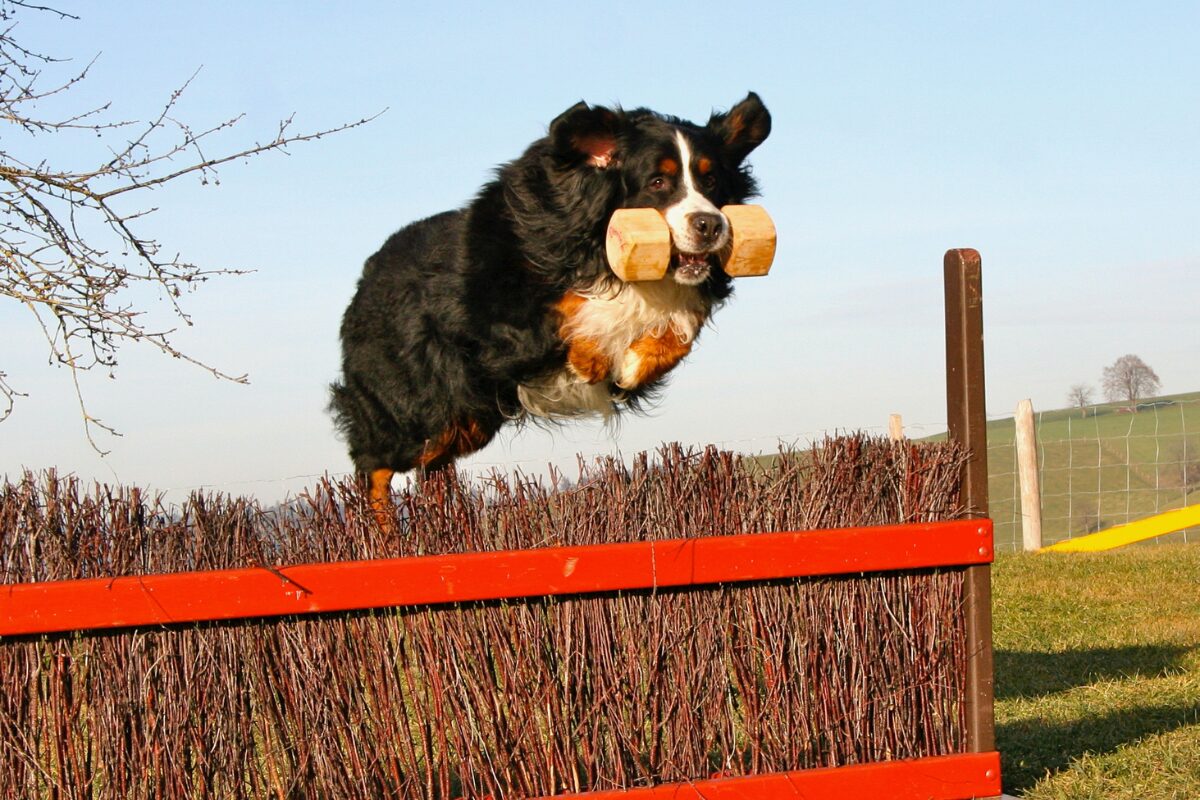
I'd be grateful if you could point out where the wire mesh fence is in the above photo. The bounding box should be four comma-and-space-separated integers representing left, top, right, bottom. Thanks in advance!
987, 395, 1200, 552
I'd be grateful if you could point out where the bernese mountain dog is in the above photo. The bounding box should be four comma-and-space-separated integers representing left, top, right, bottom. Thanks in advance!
331, 93, 771, 517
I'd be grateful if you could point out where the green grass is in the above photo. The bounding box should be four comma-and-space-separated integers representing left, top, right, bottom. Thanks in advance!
993, 543, 1200, 798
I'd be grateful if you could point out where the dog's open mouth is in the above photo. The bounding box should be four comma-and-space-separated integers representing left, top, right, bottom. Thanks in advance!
671, 252, 715, 284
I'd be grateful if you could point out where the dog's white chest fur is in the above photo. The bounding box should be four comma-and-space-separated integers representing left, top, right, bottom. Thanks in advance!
518, 278, 709, 419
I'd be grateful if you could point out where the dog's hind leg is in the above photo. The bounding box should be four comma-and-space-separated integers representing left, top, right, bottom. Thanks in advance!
415, 417, 495, 470
361, 417, 499, 533
367, 468, 397, 531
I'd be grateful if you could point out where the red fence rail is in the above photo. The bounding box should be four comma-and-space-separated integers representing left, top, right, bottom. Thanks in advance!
2, 519, 991, 637
544, 752, 1001, 800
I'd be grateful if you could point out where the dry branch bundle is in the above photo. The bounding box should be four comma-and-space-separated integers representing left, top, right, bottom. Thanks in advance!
1, 435, 970, 798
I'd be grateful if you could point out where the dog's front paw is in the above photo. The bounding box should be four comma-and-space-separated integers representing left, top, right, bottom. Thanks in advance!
615, 329, 695, 389
614, 351, 644, 390
566, 337, 611, 384
615, 347, 681, 389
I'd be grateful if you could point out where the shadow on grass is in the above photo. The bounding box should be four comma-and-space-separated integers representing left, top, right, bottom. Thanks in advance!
996, 645, 1200, 793
998, 700, 1200, 794
995, 644, 1195, 700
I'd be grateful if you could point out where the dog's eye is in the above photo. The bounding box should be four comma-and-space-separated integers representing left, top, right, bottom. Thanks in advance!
700, 173, 718, 190
648, 176, 669, 191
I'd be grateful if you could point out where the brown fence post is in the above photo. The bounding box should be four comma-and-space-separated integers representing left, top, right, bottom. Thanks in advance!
943, 248, 997, 760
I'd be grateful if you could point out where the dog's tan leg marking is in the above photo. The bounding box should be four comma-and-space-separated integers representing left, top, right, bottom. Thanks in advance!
566, 337, 611, 383
555, 291, 612, 384
554, 291, 588, 325
618, 326, 694, 389
415, 418, 492, 470
368, 468, 396, 531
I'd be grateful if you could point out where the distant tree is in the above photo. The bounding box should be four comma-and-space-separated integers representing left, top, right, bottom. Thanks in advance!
1066, 383, 1095, 417
0, 1, 378, 450
1100, 354, 1161, 407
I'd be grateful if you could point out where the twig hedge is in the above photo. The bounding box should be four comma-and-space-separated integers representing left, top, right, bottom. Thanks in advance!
1, 436, 970, 798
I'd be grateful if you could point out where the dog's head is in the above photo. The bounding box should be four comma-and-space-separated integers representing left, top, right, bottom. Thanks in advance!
549, 93, 771, 287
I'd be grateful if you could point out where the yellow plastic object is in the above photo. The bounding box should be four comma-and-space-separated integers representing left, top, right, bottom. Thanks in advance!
1041, 503, 1200, 553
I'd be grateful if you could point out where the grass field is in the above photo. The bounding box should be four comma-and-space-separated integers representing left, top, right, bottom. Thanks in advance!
980, 391, 1200, 552
993, 544, 1200, 798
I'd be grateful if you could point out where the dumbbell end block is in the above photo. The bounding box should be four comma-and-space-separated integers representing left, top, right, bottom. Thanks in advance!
605, 209, 671, 282
720, 205, 776, 278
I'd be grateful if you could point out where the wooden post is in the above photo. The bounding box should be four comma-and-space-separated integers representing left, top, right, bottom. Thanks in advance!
943, 249, 997, 765
889, 414, 904, 441
1015, 399, 1043, 551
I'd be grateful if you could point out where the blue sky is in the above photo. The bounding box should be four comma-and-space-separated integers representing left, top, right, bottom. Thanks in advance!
3, 1, 1198, 502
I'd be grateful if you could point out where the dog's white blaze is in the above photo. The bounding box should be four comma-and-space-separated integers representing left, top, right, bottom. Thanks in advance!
517, 277, 710, 419
662, 131, 729, 253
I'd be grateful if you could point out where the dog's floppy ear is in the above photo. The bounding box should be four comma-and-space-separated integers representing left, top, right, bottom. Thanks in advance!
549, 101, 621, 168
707, 92, 771, 164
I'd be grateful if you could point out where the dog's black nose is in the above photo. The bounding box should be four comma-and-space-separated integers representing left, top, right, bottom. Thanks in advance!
689, 212, 724, 244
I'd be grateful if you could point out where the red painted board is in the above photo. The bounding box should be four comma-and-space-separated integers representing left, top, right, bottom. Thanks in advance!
536, 751, 1003, 799
1, 519, 992, 636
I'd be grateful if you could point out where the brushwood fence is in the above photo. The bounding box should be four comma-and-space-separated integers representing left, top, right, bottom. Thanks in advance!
1, 440, 991, 798
0, 250, 999, 799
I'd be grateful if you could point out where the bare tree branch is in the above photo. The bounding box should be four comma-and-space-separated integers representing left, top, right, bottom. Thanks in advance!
1, 1, 383, 451
0, 369, 23, 422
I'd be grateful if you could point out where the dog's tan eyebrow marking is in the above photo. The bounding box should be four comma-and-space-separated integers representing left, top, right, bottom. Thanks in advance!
697, 156, 713, 175
658, 157, 679, 175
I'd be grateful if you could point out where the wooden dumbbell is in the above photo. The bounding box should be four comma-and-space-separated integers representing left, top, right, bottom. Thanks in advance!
605, 205, 777, 282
